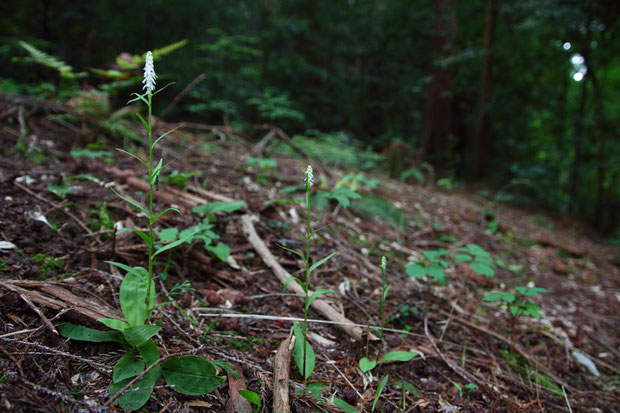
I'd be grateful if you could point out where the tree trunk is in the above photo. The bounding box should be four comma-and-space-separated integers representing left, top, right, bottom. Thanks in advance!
472, 0, 499, 178
421, 0, 456, 163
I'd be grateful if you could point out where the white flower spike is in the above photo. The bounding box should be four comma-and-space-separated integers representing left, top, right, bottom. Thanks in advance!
142, 51, 157, 94
381, 256, 386, 272
305, 165, 314, 188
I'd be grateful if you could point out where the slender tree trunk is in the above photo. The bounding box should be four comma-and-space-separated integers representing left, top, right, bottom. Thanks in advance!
421, 0, 456, 162
472, 0, 499, 178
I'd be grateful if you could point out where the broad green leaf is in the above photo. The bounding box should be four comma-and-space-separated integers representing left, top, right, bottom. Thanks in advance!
138, 339, 160, 366
192, 201, 246, 216
359, 357, 376, 373
427, 263, 446, 284
58, 323, 122, 343
308, 252, 336, 275
161, 355, 225, 395
113, 352, 145, 383
380, 351, 417, 363
406, 263, 427, 279
292, 323, 315, 379
332, 397, 359, 413
110, 366, 161, 410
331, 194, 350, 208
157, 228, 179, 242
454, 254, 472, 264
283, 276, 303, 293
470, 263, 494, 277
305, 288, 335, 310
153, 229, 196, 257
423, 249, 450, 261
237, 390, 261, 407
205, 242, 230, 261
123, 325, 162, 347
47, 183, 71, 199
372, 374, 389, 412
276, 243, 305, 260
119, 266, 153, 326
98, 318, 130, 332
483, 292, 515, 303
110, 187, 148, 215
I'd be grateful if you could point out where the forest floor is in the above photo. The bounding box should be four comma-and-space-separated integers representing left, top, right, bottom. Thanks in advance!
0, 92, 619, 412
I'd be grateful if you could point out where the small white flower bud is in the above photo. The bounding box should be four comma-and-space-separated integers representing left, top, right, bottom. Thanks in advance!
381, 256, 386, 272
142, 51, 157, 94
305, 165, 314, 188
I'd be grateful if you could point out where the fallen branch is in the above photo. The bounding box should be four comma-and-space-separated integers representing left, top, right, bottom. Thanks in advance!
241, 214, 376, 342
272, 328, 295, 413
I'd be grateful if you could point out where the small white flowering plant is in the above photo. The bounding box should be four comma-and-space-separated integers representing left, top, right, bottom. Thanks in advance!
59, 51, 223, 410
279, 165, 336, 389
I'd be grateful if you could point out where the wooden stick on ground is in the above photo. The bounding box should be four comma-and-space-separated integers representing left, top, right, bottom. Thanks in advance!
241, 214, 377, 342
272, 328, 295, 413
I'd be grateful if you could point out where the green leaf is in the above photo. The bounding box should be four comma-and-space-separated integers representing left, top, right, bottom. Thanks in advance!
135, 112, 148, 129
276, 243, 305, 260
380, 351, 417, 363
151, 158, 164, 185
332, 397, 359, 413
123, 325, 162, 347
372, 374, 389, 412
205, 242, 230, 261
153, 229, 196, 257
58, 323, 123, 343
152, 126, 181, 148
98, 318, 130, 332
70, 149, 113, 158
470, 263, 494, 277
305, 288, 335, 310
292, 323, 315, 379
192, 201, 246, 216
115, 148, 146, 167
47, 183, 72, 199
308, 252, 336, 275
162, 355, 225, 395
283, 276, 303, 293
237, 390, 261, 407
392, 380, 420, 397
110, 367, 161, 410
483, 292, 515, 303
153, 207, 180, 223
118, 266, 153, 326
427, 263, 446, 284
515, 286, 547, 296
454, 254, 472, 264
138, 339, 160, 366
359, 357, 377, 373
157, 228, 179, 242
113, 352, 145, 383
405, 263, 427, 279
117, 228, 152, 246
110, 187, 148, 216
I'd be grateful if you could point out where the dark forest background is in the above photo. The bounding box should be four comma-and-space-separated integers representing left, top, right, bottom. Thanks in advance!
2, 0, 619, 237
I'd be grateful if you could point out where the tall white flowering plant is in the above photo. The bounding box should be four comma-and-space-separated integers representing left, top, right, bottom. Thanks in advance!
59, 51, 223, 410
280, 165, 336, 389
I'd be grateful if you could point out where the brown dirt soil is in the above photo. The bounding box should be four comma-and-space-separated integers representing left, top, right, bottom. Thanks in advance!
0, 92, 619, 412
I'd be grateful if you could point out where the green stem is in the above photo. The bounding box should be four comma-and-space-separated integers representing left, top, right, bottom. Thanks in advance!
146, 93, 154, 321
303, 186, 311, 388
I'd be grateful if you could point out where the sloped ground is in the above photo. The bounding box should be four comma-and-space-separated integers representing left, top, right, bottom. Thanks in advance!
0, 92, 619, 412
